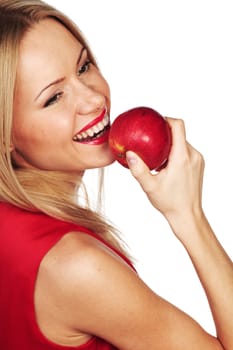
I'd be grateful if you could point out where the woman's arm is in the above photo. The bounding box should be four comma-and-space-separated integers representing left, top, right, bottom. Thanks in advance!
126, 118, 233, 350
35, 118, 232, 349
177, 210, 233, 350
37, 231, 224, 350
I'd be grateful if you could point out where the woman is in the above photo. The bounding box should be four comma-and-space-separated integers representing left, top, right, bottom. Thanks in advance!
0, 1, 232, 349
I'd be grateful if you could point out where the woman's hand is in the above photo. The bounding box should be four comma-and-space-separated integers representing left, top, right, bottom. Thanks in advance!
126, 118, 205, 228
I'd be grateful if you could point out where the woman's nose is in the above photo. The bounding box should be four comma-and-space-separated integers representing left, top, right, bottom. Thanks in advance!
74, 79, 106, 116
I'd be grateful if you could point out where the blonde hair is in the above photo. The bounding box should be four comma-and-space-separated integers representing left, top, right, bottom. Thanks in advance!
0, 0, 130, 257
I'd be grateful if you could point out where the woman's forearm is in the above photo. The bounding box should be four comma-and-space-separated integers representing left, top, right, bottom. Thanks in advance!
170, 210, 233, 350
126, 119, 233, 349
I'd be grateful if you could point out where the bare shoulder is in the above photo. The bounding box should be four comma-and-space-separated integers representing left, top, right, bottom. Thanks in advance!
34, 231, 134, 346
39, 230, 137, 308
40, 230, 133, 278
36, 231, 222, 350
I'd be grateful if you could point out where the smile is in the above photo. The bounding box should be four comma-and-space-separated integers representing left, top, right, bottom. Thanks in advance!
72, 112, 110, 143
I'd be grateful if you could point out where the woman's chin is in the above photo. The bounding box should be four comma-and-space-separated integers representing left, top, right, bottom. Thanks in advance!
100, 155, 116, 168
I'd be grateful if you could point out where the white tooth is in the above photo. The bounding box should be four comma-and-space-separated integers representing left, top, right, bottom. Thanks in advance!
93, 124, 100, 133
73, 134, 81, 141
98, 121, 105, 130
81, 131, 88, 138
77, 134, 83, 140
86, 129, 94, 137
103, 115, 109, 126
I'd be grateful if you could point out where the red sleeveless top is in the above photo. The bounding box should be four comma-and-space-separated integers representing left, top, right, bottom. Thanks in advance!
0, 202, 133, 349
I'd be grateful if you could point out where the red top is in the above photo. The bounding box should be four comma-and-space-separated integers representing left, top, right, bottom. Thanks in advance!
0, 202, 133, 349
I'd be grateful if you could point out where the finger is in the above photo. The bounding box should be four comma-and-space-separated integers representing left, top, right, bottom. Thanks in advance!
126, 151, 155, 193
166, 117, 186, 146
165, 118, 188, 161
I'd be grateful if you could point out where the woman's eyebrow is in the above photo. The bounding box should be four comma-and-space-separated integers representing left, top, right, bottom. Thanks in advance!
35, 46, 86, 101
77, 46, 87, 65
35, 77, 65, 101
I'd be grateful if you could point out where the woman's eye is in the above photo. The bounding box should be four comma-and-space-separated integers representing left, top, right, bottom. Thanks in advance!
78, 60, 91, 76
44, 92, 63, 108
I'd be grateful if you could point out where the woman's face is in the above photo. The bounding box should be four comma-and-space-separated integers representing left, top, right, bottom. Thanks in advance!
12, 19, 114, 172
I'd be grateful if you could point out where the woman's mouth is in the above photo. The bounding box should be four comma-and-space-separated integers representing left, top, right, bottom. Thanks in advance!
72, 112, 110, 144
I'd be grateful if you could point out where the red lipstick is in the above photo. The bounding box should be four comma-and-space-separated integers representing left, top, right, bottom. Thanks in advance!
78, 108, 107, 134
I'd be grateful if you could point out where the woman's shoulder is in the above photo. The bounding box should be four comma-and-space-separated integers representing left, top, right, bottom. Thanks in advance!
36, 230, 219, 350
41, 230, 134, 272
35, 231, 135, 347
38, 231, 135, 289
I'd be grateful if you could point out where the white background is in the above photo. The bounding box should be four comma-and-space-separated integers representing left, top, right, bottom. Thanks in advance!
46, 0, 233, 335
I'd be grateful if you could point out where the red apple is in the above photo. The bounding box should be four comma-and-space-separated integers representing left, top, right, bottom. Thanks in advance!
109, 106, 172, 170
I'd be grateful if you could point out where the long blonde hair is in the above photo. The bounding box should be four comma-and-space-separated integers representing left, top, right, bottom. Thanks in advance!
0, 0, 130, 257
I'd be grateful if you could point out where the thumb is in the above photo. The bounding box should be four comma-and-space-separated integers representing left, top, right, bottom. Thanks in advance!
126, 151, 153, 192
